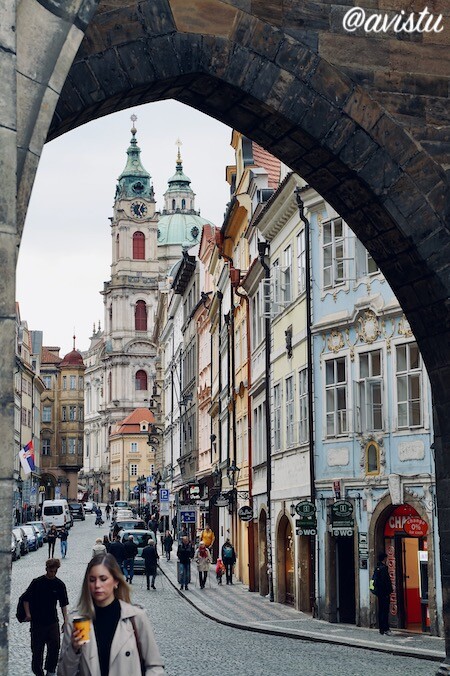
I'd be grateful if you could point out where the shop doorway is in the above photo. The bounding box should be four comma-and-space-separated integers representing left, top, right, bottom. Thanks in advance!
258, 511, 268, 597
383, 504, 429, 632
277, 515, 295, 605
336, 536, 356, 624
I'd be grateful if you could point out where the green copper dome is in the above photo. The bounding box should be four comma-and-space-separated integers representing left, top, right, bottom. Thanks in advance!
157, 212, 210, 248
115, 119, 154, 201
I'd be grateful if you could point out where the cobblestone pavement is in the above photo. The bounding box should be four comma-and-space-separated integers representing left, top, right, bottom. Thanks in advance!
8, 517, 440, 675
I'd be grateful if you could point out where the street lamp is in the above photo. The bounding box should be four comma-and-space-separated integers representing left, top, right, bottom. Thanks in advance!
137, 475, 146, 515
227, 462, 240, 489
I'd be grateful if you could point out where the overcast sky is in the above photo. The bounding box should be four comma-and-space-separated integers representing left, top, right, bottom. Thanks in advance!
16, 102, 234, 357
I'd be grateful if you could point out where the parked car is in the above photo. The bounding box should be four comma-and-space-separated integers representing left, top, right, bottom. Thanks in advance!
27, 520, 48, 543
11, 532, 21, 561
25, 522, 43, 547
12, 527, 29, 556
68, 502, 85, 521
21, 524, 38, 551
110, 518, 146, 539
119, 529, 156, 573
83, 501, 97, 513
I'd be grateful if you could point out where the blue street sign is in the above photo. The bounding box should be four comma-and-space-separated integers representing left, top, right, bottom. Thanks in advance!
160, 488, 169, 502
133, 486, 139, 495
181, 510, 196, 523
146, 476, 153, 486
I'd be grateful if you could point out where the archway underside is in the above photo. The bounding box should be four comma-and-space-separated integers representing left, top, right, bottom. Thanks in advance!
13, 2, 450, 661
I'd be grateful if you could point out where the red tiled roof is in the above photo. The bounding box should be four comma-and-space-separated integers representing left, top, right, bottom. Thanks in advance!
41, 346, 62, 364
114, 408, 156, 435
60, 348, 84, 367
252, 143, 281, 190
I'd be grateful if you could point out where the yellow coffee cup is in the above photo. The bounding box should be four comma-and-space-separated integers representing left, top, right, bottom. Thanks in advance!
73, 616, 90, 644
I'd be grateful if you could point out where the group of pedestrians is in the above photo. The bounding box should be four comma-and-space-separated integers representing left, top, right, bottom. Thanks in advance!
175, 524, 237, 591
47, 525, 69, 559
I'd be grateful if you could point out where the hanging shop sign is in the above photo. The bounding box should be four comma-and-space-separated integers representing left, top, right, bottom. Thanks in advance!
295, 500, 317, 535
238, 506, 254, 522
404, 516, 428, 537
384, 504, 420, 536
331, 499, 354, 537
189, 484, 200, 500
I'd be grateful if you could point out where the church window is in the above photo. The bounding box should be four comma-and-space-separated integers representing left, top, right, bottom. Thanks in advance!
172, 199, 176, 210
133, 231, 145, 260
135, 300, 147, 331
182, 198, 186, 209
108, 372, 112, 401
135, 370, 148, 391
191, 226, 199, 240
116, 234, 120, 259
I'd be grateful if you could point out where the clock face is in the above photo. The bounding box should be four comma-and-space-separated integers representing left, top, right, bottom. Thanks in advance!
131, 201, 147, 219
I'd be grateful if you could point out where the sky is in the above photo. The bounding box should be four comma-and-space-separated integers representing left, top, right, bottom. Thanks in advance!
16, 101, 235, 357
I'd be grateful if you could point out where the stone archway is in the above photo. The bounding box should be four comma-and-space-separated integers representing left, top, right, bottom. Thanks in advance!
276, 513, 295, 605
2, 0, 450, 670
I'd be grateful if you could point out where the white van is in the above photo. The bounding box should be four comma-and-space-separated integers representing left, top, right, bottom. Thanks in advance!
42, 499, 71, 529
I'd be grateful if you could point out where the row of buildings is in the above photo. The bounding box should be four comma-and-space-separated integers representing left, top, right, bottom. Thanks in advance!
15, 122, 440, 637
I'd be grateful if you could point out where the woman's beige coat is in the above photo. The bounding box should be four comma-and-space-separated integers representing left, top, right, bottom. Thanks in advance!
57, 600, 164, 676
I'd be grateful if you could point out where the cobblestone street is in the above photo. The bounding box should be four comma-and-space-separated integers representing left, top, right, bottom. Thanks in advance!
9, 516, 436, 675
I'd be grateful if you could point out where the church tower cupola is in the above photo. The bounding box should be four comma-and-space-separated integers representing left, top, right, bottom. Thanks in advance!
115, 115, 154, 202
162, 139, 196, 215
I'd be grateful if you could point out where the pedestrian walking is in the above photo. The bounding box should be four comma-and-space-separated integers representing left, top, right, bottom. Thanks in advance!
200, 524, 215, 553
163, 531, 173, 561
194, 541, 212, 589
22, 558, 69, 676
94, 508, 103, 527
142, 540, 159, 590
57, 553, 164, 676
58, 525, 69, 559
92, 538, 106, 558
215, 558, 225, 584
123, 535, 138, 583
105, 503, 111, 522
102, 535, 110, 552
47, 525, 58, 558
177, 535, 194, 591
148, 516, 158, 536
171, 514, 177, 537
372, 551, 393, 635
108, 534, 126, 574
221, 538, 237, 584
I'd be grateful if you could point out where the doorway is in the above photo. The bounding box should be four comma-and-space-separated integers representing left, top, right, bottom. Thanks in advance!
277, 515, 295, 605
336, 536, 356, 624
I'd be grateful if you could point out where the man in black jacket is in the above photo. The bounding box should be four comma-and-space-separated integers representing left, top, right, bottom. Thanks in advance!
373, 551, 393, 635
142, 540, 159, 590
123, 535, 138, 583
177, 536, 194, 590
22, 558, 69, 676
108, 534, 126, 574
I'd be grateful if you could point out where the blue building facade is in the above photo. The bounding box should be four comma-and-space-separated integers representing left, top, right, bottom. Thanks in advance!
306, 191, 441, 635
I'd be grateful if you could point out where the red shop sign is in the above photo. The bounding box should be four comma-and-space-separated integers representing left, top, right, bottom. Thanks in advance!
384, 504, 419, 536
404, 516, 428, 537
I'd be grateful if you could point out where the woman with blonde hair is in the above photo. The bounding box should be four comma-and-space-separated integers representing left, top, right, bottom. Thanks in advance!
57, 553, 164, 675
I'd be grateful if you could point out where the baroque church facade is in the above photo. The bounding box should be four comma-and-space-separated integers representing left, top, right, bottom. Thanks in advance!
81, 120, 213, 502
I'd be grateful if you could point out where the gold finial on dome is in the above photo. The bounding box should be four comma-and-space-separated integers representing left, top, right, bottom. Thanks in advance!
175, 137, 183, 166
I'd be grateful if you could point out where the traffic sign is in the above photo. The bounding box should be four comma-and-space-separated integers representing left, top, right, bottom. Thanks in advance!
160, 488, 169, 502
180, 510, 196, 523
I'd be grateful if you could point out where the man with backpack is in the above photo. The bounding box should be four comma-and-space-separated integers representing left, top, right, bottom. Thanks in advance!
221, 538, 237, 585
21, 558, 69, 676
372, 551, 393, 635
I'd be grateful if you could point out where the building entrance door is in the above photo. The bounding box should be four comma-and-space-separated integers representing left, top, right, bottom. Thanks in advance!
336, 536, 356, 624
383, 504, 429, 632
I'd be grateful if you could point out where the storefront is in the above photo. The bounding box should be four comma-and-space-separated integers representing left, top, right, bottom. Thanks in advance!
324, 499, 357, 624
382, 504, 429, 632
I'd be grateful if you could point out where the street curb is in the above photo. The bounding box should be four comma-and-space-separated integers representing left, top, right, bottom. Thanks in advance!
159, 566, 444, 664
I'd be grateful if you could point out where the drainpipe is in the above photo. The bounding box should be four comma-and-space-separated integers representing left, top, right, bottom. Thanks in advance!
217, 291, 223, 466
295, 187, 317, 615
258, 241, 274, 603
234, 282, 256, 591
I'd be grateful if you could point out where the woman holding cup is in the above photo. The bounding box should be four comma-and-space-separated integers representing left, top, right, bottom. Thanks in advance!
57, 553, 164, 675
